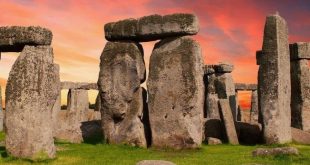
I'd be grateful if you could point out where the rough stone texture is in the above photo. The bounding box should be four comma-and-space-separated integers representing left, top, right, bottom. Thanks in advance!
240, 109, 251, 123
61, 81, 98, 90
236, 122, 262, 145
290, 59, 310, 132
0, 26, 52, 52
148, 36, 204, 149
136, 160, 176, 165
214, 63, 234, 73
291, 127, 310, 144
98, 41, 146, 147
258, 14, 291, 144
235, 83, 257, 91
207, 137, 222, 145
105, 13, 199, 42
0, 86, 3, 131
219, 99, 239, 145
5, 45, 59, 159
204, 65, 215, 75
205, 71, 220, 119
250, 90, 259, 123
51, 64, 61, 136
67, 89, 89, 122
290, 42, 310, 60
215, 72, 237, 121
252, 147, 299, 157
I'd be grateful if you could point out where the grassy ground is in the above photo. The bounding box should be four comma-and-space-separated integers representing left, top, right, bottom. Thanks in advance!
0, 131, 309, 165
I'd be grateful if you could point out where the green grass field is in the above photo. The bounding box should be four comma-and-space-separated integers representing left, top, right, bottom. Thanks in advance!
0, 131, 310, 165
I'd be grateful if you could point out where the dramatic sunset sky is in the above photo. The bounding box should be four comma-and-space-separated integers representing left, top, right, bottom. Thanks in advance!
1, 0, 310, 109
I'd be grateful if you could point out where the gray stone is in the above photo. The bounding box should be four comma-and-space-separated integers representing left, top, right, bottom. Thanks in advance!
290, 59, 310, 132
258, 13, 291, 144
105, 13, 199, 42
0, 86, 3, 131
235, 83, 257, 91
214, 63, 234, 73
252, 147, 298, 157
147, 36, 204, 149
95, 93, 101, 111
61, 81, 98, 90
291, 127, 310, 144
204, 65, 215, 75
67, 89, 89, 122
219, 99, 239, 145
205, 72, 220, 119
136, 160, 176, 165
5, 45, 59, 159
52, 64, 61, 136
207, 137, 222, 145
98, 41, 146, 147
0, 26, 52, 52
290, 42, 310, 60
250, 90, 259, 123
215, 72, 237, 121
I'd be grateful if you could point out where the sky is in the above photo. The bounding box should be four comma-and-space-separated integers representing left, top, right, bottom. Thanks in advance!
0, 0, 310, 109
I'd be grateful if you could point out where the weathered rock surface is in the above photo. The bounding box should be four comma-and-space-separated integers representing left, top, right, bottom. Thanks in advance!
250, 90, 259, 123
0, 26, 52, 52
148, 36, 204, 149
258, 14, 291, 144
219, 99, 239, 145
290, 42, 310, 60
0, 86, 3, 131
235, 83, 257, 91
52, 64, 61, 136
290, 59, 310, 132
204, 69, 220, 119
214, 63, 234, 73
291, 127, 310, 144
5, 45, 59, 159
207, 137, 222, 145
67, 89, 89, 122
105, 13, 199, 42
252, 147, 299, 157
98, 41, 146, 147
136, 160, 176, 165
61, 81, 98, 90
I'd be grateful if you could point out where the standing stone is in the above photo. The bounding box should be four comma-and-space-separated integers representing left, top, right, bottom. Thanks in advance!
51, 64, 61, 137
5, 46, 59, 159
204, 66, 220, 119
219, 99, 239, 145
67, 89, 89, 122
250, 90, 259, 123
258, 13, 291, 144
98, 41, 146, 147
148, 36, 204, 149
0, 86, 3, 131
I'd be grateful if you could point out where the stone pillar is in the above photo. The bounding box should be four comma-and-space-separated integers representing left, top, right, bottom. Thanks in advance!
290, 42, 310, 132
235, 91, 240, 121
52, 65, 61, 137
67, 89, 89, 122
250, 90, 259, 123
148, 36, 204, 149
204, 65, 220, 119
0, 86, 3, 131
98, 41, 147, 147
258, 13, 291, 144
5, 46, 59, 159
214, 63, 237, 121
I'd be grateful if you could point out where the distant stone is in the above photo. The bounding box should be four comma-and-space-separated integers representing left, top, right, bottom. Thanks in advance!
250, 90, 259, 123
0, 26, 52, 52
258, 14, 291, 144
67, 89, 89, 122
291, 127, 310, 144
204, 65, 215, 75
0, 86, 3, 131
252, 147, 299, 157
148, 36, 204, 149
219, 99, 239, 145
61, 81, 98, 90
5, 46, 59, 159
207, 137, 222, 145
98, 41, 146, 147
136, 160, 176, 165
235, 83, 257, 91
105, 13, 199, 42
214, 63, 234, 73
290, 42, 310, 60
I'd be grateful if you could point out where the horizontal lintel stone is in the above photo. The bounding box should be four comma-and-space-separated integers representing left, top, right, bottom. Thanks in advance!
61, 81, 98, 90
290, 42, 310, 60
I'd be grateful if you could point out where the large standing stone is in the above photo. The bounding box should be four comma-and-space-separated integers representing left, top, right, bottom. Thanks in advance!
51, 64, 61, 136
204, 66, 220, 119
250, 90, 259, 123
290, 45, 310, 132
148, 36, 204, 149
218, 99, 239, 145
0, 26, 52, 52
105, 13, 199, 42
67, 89, 89, 122
258, 14, 291, 144
5, 46, 59, 159
98, 41, 146, 147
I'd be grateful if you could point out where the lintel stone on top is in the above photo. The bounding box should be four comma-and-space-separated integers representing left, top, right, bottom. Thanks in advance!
104, 13, 199, 42
0, 26, 52, 52
290, 42, 310, 60
235, 83, 257, 91
61, 81, 98, 90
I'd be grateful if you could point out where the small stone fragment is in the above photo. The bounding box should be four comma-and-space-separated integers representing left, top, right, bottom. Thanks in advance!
252, 147, 299, 157
207, 137, 222, 145
136, 160, 176, 165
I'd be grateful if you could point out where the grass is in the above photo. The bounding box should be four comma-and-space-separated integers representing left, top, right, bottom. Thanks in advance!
0, 131, 309, 165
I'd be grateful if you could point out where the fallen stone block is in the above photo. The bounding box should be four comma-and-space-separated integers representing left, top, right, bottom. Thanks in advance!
0, 26, 52, 52
136, 160, 176, 165
252, 147, 299, 157
105, 13, 199, 42
290, 42, 310, 60
207, 137, 222, 145
291, 127, 310, 144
